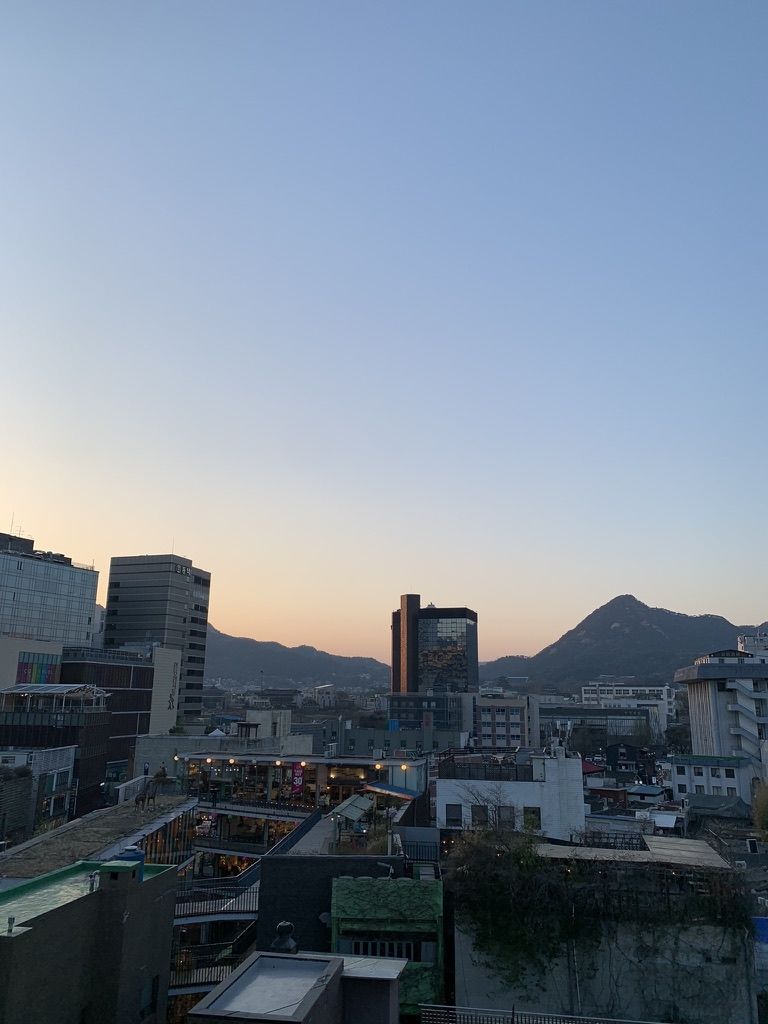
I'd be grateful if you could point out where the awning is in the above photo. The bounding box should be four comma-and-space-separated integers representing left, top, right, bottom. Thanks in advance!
333, 793, 374, 822
651, 812, 680, 830
363, 783, 414, 800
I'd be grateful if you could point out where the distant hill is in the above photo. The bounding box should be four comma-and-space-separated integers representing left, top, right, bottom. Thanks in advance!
205, 594, 766, 692
205, 625, 390, 689
481, 594, 765, 689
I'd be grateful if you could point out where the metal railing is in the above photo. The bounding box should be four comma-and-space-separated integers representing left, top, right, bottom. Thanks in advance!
404, 841, 440, 863
175, 810, 322, 922
169, 942, 239, 992
193, 835, 268, 855
192, 789, 316, 816
420, 1006, 666, 1024
175, 879, 259, 921
437, 762, 534, 782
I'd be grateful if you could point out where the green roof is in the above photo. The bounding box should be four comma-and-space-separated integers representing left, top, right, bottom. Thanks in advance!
331, 876, 442, 923
0, 860, 174, 927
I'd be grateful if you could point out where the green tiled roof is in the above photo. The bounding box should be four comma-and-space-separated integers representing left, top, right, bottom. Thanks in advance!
331, 876, 442, 922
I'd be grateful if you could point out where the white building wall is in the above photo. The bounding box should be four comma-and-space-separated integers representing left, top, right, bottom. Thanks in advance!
149, 647, 182, 734
435, 753, 585, 841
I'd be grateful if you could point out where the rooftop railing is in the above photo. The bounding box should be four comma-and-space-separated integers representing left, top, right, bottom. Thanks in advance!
420, 1006, 666, 1024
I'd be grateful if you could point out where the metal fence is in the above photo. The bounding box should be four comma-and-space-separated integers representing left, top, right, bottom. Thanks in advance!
404, 841, 440, 863
420, 1007, 665, 1024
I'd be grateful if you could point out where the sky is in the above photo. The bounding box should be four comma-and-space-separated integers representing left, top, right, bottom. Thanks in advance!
1, 2, 767, 663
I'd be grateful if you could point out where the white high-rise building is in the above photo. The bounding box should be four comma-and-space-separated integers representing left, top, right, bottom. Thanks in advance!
675, 648, 768, 776
0, 533, 97, 646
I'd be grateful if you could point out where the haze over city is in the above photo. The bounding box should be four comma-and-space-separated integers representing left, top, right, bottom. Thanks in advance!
3, 2, 766, 662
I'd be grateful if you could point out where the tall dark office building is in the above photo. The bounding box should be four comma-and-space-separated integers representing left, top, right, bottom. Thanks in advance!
104, 554, 210, 721
390, 593, 478, 694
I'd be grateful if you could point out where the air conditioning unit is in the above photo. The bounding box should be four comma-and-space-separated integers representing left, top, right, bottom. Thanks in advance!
734, 860, 747, 870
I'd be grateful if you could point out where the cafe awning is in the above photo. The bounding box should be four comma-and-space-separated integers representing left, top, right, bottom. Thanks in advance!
333, 793, 374, 822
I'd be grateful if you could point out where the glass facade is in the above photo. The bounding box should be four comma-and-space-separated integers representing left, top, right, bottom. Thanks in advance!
0, 551, 97, 645
418, 614, 478, 693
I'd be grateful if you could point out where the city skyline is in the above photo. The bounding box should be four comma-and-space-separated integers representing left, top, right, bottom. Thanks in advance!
1, 522, 765, 664
3, 3, 767, 662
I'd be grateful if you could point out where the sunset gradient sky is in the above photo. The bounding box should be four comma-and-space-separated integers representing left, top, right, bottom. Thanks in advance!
2, 2, 767, 662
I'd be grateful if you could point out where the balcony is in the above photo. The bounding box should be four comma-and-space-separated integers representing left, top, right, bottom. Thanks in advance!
191, 788, 315, 820
175, 877, 260, 925
169, 942, 240, 995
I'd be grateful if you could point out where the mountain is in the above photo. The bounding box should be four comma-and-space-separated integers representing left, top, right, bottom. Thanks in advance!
204, 625, 390, 689
206, 594, 766, 692
480, 594, 765, 690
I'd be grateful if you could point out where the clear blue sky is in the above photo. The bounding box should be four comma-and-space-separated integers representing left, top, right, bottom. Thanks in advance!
2, 2, 766, 660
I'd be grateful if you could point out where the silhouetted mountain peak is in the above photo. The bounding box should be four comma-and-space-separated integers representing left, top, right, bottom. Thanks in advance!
482, 594, 761, 690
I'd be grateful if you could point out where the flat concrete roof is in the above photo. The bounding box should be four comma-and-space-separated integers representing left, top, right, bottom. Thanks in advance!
0, 795, 194, 880
537, 836, 729, 870
0, 861, 171, 926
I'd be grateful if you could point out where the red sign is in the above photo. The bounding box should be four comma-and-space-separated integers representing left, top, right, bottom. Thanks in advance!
291, 762, 304, 794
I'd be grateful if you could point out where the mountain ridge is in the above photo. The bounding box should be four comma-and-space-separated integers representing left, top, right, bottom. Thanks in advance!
206, 595, 767, 690
479, 594, 766, 688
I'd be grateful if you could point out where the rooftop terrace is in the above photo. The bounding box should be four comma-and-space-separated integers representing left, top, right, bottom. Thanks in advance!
0, 794, 193, 880
0, 860, 170, 926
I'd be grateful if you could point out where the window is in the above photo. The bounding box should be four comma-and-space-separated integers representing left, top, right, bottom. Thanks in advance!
445, 804, 462, 827
349, 938, 422, 960
710, 767, 721, 778
471, 804, 489, 827
139, 975, 159, 1019
498, 805, 515, 826
725, 769, 735, 779
676, 766, 686, 776
693, 766, 703, 777
727, 787, 737, 797
695, 785, 704, 794
523, 806, 541, 830
678, 784, 687, 794
712, 786, 722, 795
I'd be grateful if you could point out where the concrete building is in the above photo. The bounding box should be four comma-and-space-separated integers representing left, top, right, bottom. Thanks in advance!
0, 767, 33, 846
104, 553, 211, 721
473, 694, 539, 750
0, 858, 177, 1024
738, 633, 768, 658
661, 753, 757, 804
674, 648, 768, 773
388, 690, 473, 733
391, 594, 478, 694
0, 745, 77, 834
0, 636, 63, 687
453, 837, 756, 1024
0, 533, 98, 646
331, 876, 443, 1015
0, 683, 111, 814
538, 703, 656, 747
434, 747, 585, 841
188, 950, 405, 1024
581, 677, 676, 724
61, 644, 182, 780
